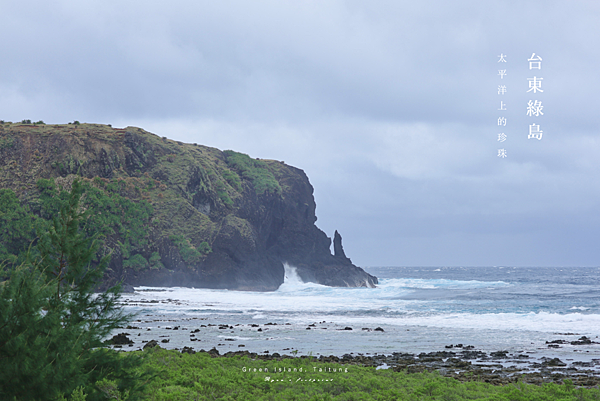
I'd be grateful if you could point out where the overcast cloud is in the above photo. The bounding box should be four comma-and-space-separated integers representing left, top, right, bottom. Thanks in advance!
1, 0, 599, 266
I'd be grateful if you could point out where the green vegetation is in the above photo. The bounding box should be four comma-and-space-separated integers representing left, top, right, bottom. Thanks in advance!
37, 177, 153, 265
0, 136, 15, 149
223, 150, 281, 195
149, 251, 164, 270
0, 189, 41, 265
0, 180, 145, 400
94, 348, 600, 400
222, 169, 242, 192
169, 234, 211, 265
123, 253, 149, 271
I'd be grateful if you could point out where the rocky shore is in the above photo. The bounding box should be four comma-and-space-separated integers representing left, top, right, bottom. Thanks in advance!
108, 321, 600, 388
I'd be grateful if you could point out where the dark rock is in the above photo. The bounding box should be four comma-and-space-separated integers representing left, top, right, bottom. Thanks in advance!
108, 333, 134, 345
571, 336, 594, 345
374, 327, 384, 332
120, 283, 135, 293
343, 327, 352, 331
546, 339, 567, 344
461, 350, 487, 360
491, 351, 509, 358
333, 231, 349, 260
181, 346, 196, 354
143, 340, 159, 349
542, 358, 567, 367
161, 339, 170, 343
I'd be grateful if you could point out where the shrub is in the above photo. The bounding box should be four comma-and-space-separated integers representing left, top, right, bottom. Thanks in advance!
123, 254, 149, 271
223, 150, 281, 195
169, 235, 210, 265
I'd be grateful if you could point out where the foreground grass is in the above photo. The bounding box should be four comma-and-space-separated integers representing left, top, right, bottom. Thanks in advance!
113, 348, 600, 401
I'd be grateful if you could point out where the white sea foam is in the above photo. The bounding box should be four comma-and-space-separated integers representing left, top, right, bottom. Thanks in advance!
127, 277, 510, 317
280, 311, 600, 335
125, 275, 597, 337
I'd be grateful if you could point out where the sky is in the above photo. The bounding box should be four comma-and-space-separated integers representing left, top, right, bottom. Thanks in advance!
1, 0, 599, 267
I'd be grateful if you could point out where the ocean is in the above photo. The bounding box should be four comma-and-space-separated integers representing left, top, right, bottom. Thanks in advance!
119, 265, 600, 367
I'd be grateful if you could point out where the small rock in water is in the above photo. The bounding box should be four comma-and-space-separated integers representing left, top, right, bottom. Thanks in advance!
374, 327, 384, 332
491, 351, 508, 358
543, 357, 567, 367
143, 340, 160, 349
108, 333, 134, 345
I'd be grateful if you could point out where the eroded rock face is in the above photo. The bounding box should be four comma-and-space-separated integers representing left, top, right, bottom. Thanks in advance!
0, 123, 377, 290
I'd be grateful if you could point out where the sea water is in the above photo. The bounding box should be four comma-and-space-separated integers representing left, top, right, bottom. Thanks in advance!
119, 265, 600, 364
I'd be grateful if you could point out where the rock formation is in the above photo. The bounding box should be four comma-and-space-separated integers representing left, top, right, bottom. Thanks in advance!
0, 122, 377, 291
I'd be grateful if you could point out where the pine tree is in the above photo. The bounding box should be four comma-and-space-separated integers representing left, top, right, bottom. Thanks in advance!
0, 179, 145, 400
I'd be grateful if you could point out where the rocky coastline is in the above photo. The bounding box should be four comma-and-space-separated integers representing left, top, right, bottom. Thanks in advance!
108, 322, 600, 388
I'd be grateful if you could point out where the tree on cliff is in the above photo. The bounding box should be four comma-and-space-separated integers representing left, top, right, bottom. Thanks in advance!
0, 179, 144, 400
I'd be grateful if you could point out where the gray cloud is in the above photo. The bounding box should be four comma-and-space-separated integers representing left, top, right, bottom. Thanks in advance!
1, 0, 598, 266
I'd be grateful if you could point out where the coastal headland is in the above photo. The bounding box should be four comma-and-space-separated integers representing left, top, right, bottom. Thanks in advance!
0, 122, 377, 291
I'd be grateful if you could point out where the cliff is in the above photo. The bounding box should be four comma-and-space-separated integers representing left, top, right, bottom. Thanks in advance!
0, 122, 377, 291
